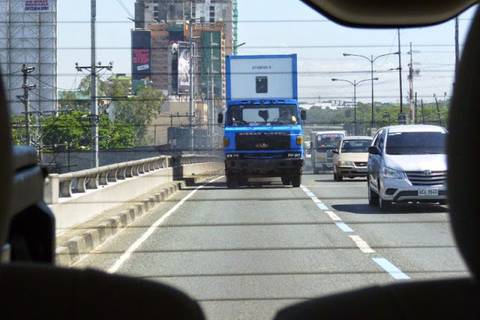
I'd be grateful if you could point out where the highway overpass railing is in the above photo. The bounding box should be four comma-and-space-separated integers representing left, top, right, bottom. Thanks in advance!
44, 154, 224, 232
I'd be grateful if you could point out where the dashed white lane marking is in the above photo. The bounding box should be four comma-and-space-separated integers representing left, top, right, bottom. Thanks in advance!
349, 235, 376, 253
325, 210, 341, 221
372, 257, 410, 280
335, 222, 354, 233
108, 176, 224, 274
300, 184, 410, 281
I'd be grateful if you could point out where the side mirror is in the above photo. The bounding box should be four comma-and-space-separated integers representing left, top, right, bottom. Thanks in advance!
301, 109, 307, 121
217, 113, 224, 124
368, 146, 381, 155
332, 149, 339, 154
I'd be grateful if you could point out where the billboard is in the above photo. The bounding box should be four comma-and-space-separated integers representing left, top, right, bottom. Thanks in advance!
24, 0, 50, 11
132, 30, 151, 81
177, 42, 191, 95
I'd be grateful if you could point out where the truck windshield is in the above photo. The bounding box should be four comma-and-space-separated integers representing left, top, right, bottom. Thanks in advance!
341, 139, 372, 153
386, 132, 446, 155
227, 105, 298, 126
317, 134, 343, 151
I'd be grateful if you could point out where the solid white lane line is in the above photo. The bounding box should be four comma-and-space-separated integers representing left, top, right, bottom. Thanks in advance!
107, 176, 224, 274
372, 257, 410, 280
325, 211, 342, 221
335, 222, 354, 233
305, 191, 316, 198
349, 235, 375, 254
316, 203, 329, 210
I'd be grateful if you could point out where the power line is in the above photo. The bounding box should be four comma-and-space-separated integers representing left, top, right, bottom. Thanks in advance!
9, 44, 460, 50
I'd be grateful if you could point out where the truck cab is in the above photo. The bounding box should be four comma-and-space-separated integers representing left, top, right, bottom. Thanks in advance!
220, 54, 305, 187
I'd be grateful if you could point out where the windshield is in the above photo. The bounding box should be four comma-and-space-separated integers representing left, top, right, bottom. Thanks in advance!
341, 139, 372, 153
227, 105, 299, 126
2, 0, 472, 319
386, 132, 446, 155
317, 134, 343, 151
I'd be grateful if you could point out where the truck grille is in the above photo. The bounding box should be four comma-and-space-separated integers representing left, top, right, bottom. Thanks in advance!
406, 170, 447, 186
236, 132, 290, 151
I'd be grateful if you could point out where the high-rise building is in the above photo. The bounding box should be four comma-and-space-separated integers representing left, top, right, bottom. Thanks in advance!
0, 0, 57, 115
133, 0, 233, 100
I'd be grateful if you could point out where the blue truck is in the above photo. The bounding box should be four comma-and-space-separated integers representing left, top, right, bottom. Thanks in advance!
218, 54, 305, 188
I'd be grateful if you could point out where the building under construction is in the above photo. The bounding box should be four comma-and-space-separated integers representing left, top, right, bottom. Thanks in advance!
133, 0, 235, 98
133, 0, 236, 149
0, 0, 57, 115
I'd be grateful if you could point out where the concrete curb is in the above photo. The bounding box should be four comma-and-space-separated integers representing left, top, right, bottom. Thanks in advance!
56, 180, 187, 267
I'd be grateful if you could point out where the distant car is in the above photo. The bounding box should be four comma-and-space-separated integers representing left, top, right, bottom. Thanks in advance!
332, 136, 373, 181
367, 125, 448, 209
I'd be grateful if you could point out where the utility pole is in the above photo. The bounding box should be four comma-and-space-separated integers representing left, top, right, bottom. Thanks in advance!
420, 99, 425, 124
408, 42, 414, 124
188, 16, 195, 152
20, 64, 36, 145
434, 94, 442, 126
397, 29, 403, 114
75, 0, 112, 168
414, 92, 418, 124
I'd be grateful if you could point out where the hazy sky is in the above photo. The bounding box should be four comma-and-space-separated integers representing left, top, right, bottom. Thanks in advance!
58, 1, 477, 104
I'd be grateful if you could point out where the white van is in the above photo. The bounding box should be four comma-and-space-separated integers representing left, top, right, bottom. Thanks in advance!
367, 125, 447, 209
310, 130, 346, 173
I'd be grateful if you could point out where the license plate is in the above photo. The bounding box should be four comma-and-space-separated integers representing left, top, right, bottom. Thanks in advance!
418, 189, 439, 196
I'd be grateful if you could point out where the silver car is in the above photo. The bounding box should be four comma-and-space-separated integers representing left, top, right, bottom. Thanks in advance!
367, 125, 448, 210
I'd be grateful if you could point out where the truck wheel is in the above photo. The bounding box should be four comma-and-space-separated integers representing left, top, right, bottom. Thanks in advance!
226, 175, 237, 188
281, 176, 291, 185
291, 175, 302, 188
238, 177, 248, 186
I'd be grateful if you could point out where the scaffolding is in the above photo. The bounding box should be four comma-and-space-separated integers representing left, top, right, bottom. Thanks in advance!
0, 0, 57, 115
232, 0, 238, 55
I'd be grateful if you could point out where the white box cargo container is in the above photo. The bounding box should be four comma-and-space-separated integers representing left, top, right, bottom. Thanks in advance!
226, 54, 298, 101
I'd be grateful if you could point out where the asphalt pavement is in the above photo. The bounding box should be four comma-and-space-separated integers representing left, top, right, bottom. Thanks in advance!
75, 165, 470, 320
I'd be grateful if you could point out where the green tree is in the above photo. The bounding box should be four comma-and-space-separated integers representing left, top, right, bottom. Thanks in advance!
114, 85, 164, 144
41, 111, 135, 151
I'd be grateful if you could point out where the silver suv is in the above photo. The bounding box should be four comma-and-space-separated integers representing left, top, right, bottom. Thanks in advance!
367, 125, 448, 209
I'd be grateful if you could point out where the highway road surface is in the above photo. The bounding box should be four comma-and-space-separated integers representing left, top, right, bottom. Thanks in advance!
75, 167, 469, 320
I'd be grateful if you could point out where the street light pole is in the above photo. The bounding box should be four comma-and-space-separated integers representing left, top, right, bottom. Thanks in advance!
370, 56, 374, 130
353, 80, 357, 134
331, 77, 378, 135
343, 51, 399, 132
